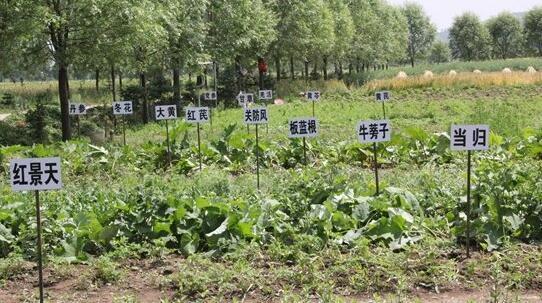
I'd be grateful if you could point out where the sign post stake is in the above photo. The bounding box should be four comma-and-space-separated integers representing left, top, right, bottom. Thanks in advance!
255, 124, 260, 189
466, 150, 472, 258
122, 116, 126, 146
165, 119, 171, 165
373, 142, 380, 196
77, 116, 81, 137
382, 101, 387, 119
357, 120, 391, 196
35, 190, 44, 303
450, 124, 489, 259
10, 158, 63, 303
243, 106, 268, 189
302, 137, 307, 165
197, 122, 202, 171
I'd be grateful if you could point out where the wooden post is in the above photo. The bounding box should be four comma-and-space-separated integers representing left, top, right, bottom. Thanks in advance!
197, 122, 202, 171
35, 191, 44, 303
166, 119, 171, 165
466, 150, 472, 258
373, 142, 380, 196
122, 116, 126, 146
256, 124, 260, 189
303, 137, 307, 166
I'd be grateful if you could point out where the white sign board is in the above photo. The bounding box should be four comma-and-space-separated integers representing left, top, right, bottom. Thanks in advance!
69, 103, 87, 115
155, 105, 177, 120
450, 125, 490, 151
288, 118, 319, 138
357, 120, 392, 143
237, 93, 255, 107
375, 91, 391, 102
259, 90, 273, 100
10, 158, 62, 191
185, 107, 210, 123
306, 91, 321, 101
204, 91, 217, 101
113, 101, 133, 115
244, 107, 268, 125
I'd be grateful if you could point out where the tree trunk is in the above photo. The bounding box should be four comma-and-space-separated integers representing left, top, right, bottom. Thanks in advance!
258, 57, 264, 90
235, 56, 242, 92
275, 57, 281, 82
339, 62, 344, 79
140, 73, 148, 123
304, 60, 309, 81
348, 62, 352, 75
59, 65, 71, 141
95, 69, 100, 92
111, 64, 116, 102
410, 55, 415, 68
173, 67, 181, 108
119, 72, 123, 92
290, 56, 295, 80
323, 56, 328, 80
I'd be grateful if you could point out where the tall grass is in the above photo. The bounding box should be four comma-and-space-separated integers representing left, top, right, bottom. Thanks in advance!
360, 57, 542, 80
366, 71, 542, 91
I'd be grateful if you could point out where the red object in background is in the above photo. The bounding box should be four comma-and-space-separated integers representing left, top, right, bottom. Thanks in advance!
258, 58, 268, 74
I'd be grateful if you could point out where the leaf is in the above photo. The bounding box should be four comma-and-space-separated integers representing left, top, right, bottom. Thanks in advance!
0, 223, 14, 244
205, 217, 229, 237
503, 214, 524, 232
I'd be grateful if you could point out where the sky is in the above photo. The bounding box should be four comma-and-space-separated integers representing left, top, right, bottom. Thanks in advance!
387, 0, 541, 31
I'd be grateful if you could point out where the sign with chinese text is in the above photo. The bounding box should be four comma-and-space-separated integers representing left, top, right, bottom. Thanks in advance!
288, 118, 319, 138
112, 101, 133, 115
259, 90, 273, 100
306, 91, 321, 101
69, 103, 87, 115
450, 125, 490, 151
155, 105, 177, 120
375, 91, 391, 102
357, 120, 392, 143
237, 93, 255, 107
244, 107, 268, 125
185, 107, 210, 123
204, 91, 217, 101
10, 158, 62, 191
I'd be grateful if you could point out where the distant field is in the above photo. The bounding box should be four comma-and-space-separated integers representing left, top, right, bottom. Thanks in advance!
367, 57, 542, 80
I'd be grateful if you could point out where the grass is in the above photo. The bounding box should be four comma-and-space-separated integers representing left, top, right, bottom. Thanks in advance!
367, 71, 542, 91
1, 70, 542, 301
366, 57, 542, 80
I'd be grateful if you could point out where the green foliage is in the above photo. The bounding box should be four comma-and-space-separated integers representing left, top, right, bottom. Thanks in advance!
449, 13, 492, 61
429, 41, 452, 64
486, 13, 524, 59
524, 6, 542, 56
402, 2, 437, 66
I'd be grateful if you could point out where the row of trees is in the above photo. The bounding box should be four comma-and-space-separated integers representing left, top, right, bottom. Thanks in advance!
449, 9, 542, 61
1, 1, 542, 140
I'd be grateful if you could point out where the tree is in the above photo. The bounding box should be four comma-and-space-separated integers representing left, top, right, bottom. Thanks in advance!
524, 7, 542, 56
429, 41, 451, 64
3, 0, 159, 140
449, 13, 491, 61
163, 0, 209, 106
208, 0, 277, 91
401, 2, 436, 67
486, 12, 523, 59
328, 0, 354, 79
349, 0, 407, 71
302, 0, 335, 80
270, 0, 333, 81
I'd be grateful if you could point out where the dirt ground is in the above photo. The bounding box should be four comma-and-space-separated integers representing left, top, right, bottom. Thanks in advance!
0, 256, 541, 303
